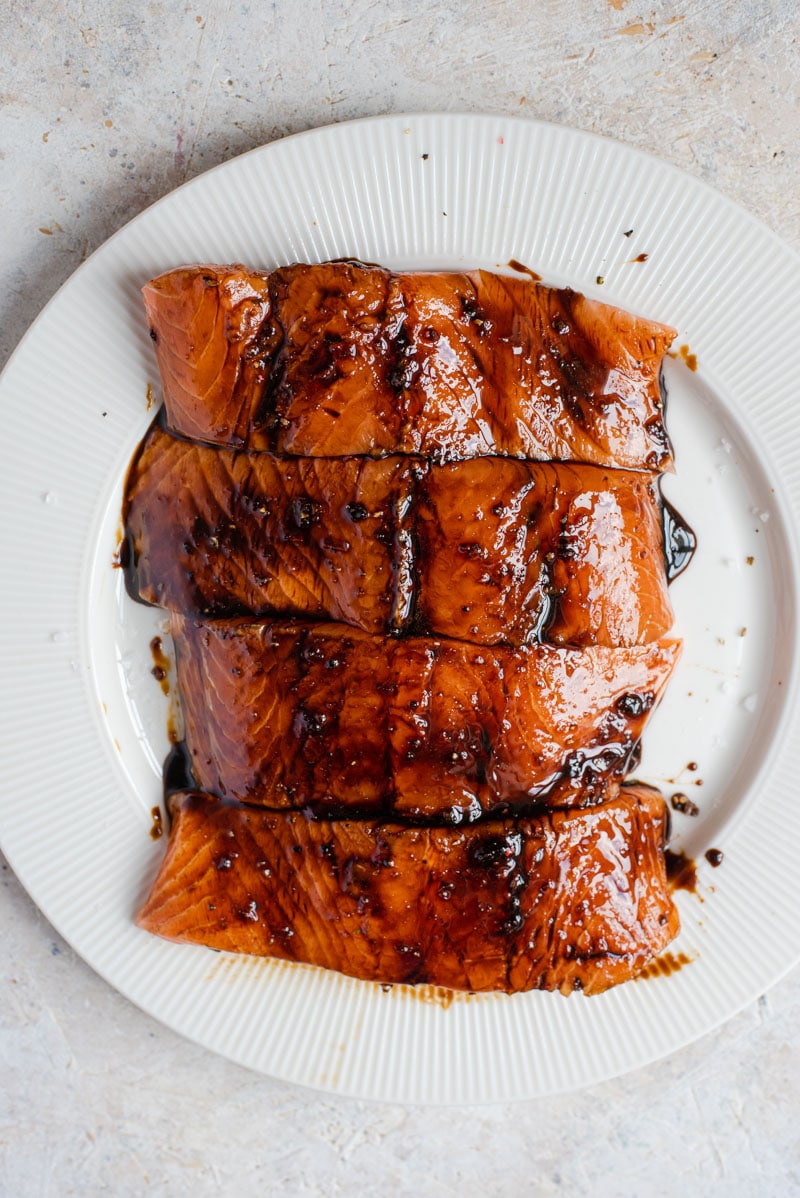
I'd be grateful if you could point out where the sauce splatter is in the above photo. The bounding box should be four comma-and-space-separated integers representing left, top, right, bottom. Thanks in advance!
507, 259, 542, 281
670, 792, 699, 817
705, 848, 724, 868
150, 635, 171, 695
637, 950, 693, 981
669, 344, 698, 371
665, 849, 698, 894
150, 806, 164, 840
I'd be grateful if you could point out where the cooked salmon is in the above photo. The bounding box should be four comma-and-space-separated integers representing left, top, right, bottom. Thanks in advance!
124, 422, 673, 647
171, 616, 681, 820
415, 455, 673, 646
136, 784, 679, 995
123, 421, 419, 633
135, 257, 690, 997
142, 265, 275, 446
143, 262, 675, 468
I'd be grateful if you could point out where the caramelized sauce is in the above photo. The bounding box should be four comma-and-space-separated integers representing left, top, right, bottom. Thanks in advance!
636, 950, 693, 980
166, 703, 181, 746
149, 635, 171, 695
665, 848, 698, 893
661, 490, 697, 581
149, 806, 164, 840
667, 344, 698, 372
670, 792, 699, 817
628, 252, 649, 263
507, 259, 542, 281
705, 848, 724, 867
163, 740, 195, 800
406, 982, 458, 1009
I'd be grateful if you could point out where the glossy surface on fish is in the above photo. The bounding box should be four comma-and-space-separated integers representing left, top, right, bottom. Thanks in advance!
144, 262, 675, 468
415, 455, 672, 646
124, 422, 418, 633
172, 616, 681, 819
125, 423, 673, 647
143, 265, 275, 446
136, 785, 679, 995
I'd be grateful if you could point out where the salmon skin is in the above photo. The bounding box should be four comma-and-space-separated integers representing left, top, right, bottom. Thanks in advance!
124, 422, 674, 647
136, 784, 679, 995
143, 262, 675, 469
172, 615, 681, 821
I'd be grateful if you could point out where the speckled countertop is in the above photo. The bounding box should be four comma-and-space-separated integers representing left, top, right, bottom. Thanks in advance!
3, 2, 800, 1194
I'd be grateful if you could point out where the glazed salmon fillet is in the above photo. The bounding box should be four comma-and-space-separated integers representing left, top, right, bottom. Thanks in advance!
124, 423, 674, 647
136, 784, 679, 995
414, 455, 673, 647
143, 262, 675, 469
132, 256, 690, 996
171, 616, 681, 820
123, 422, 419, 634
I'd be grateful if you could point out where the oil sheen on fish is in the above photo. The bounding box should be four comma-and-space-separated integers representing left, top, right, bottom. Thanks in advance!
143, 262, 675, 469
171, 615, 681, 820
124, 422, 673, 647
136, 784, 679, 995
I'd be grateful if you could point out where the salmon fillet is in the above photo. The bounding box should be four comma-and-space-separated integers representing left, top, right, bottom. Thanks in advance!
136, 784, 679, 994
123, 421, 419, 633
124, 422, 673, 647
143, 262, 675, 469
134, 257, 688, 997
415, 455, 673, 646
172, 616, 681, 820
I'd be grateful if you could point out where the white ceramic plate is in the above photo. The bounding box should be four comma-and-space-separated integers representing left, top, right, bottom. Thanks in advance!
2, 113, 800, 1104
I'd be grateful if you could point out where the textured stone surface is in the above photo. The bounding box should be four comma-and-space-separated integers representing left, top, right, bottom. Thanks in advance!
3, 1, 800, 1193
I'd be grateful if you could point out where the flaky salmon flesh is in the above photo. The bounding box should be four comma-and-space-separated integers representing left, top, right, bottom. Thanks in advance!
143, 262, 675, 468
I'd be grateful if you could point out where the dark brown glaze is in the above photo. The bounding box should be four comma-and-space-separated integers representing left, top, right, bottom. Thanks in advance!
171, 616, 681, 820
136, 784, 679, 995
665, 848, 698, 893
144, 263, 675, 470
670, 792, 699, 817
124, 422, 419, 633
661, 490, 696, 582
149, 806, 164, 841
124, 423, 673, 648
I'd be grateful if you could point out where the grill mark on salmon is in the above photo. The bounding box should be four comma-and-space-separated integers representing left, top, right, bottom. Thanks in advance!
171, 616, 681, 821
124, 422, 674, 648
136, 784, 679, 995
143, 262, 675, 469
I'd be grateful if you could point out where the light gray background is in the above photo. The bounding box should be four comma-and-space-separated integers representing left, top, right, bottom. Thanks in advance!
2, 2, 799, 1194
